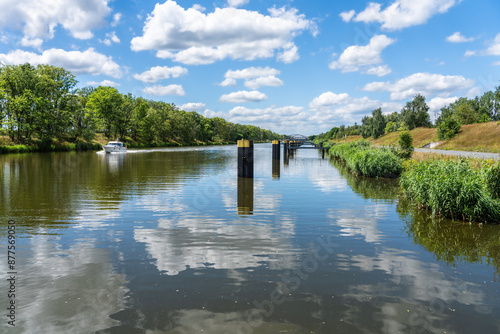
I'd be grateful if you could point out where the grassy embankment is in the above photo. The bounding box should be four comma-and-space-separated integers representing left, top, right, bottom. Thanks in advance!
328, 121, 500, 152
0, 133, 237, 154
370, 121, 500, 152
329, 138, 500, 224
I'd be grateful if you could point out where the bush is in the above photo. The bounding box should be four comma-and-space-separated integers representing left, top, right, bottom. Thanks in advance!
384, 121, 397, 134
329, 140, 402, 177
437, 117, 461, 140
400, 159, 500, 223
397, 130, 414, 159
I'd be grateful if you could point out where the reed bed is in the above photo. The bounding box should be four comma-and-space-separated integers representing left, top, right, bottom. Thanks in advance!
400, 159, 500, 223
329, 140, 402, 178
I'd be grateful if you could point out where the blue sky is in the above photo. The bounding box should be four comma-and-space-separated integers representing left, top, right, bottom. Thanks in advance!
0, 0, 499, 135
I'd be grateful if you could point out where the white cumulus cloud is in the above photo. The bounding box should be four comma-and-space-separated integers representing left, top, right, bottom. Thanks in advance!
221, 67, 283, 89
227, 0, 249, 7
428, 96, 458, 112
100, 31, 120, 46
0, 48, 122, 78
363, 72, 475, 101
143, 84, 185, 96
179, 103, 207, 112
339, 10, 356, 22
309, 92, 351, 111
133, 66, 188, 83
219, 90, 268, 103
347, 0, 460, 31
446, 32, 476, 43
329, 35, 395, 75
87, 80, 120, 87
464, 33, 500, 61
20, 37, 43, 49
0, 0, 112, 42
219, 78, 237, 87
227, 105, 306, 132
224, 67, 280, 80
486, 33, 500, 56
131, 1, 316, 65
111, 13, 122, 27
308, 92, 403, 125
244, 76, 283, 90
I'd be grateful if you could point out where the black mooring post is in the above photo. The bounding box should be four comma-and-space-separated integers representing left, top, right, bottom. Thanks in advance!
237, 177, 254, 215
237, 139, 254, 178
272, 159, 280, 179
272, 140, 280, 160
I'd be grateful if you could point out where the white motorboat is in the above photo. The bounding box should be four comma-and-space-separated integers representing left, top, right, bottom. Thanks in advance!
103, 141, 127, 153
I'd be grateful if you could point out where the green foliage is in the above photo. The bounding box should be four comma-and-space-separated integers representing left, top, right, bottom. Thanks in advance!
397, 122, 409, 131
400, 159, 500, 223
400, 94, 432, 130
329, 141, 402, 177
371, 107, 386, 139
385, 121, 397, 134
482, 160, 500, 199
0, 63, 282, 154
0, 63, 76, 142
86, 86, 124, 138
397, 130, 414, 159
437, 116, 461, 140
437, 89, 500, 126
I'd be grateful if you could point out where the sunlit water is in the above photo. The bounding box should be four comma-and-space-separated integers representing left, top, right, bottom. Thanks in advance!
0, 144, 499, 333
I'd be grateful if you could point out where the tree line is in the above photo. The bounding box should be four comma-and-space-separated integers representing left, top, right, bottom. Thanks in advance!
0, 63, 282, 146
314, 88, 500, 142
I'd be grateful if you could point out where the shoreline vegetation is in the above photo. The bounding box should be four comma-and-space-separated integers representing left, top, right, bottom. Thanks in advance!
328, 138, 500, 224
0, 63, 282, 155
0, 135, 241, 154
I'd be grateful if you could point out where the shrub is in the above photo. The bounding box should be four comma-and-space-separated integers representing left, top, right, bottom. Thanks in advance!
397, 130, 414, 159
385, 121, 397, 134
437, 117, 461, 140
400, 159, 500, 223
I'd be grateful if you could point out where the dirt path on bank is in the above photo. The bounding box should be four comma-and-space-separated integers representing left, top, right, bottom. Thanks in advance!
415, 148, 500, 160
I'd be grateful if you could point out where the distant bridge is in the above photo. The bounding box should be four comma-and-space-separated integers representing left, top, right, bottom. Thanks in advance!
284, 134, 331, 150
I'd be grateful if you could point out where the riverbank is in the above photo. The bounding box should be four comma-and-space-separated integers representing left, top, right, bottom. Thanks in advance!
328, 140, 500, 224
0, 134, 239, 154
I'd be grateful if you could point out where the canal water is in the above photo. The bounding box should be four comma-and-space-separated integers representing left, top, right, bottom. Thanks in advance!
0, 144, 499, 333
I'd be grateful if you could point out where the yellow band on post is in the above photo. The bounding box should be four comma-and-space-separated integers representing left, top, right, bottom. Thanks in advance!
272, 140, 279, 145
238, 139, 250, 148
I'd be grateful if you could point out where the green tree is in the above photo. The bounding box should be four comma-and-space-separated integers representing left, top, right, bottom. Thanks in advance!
437, 117, 461, 140
68, 86, 97, 141
398, 130, 414, 159
385, 121, 397, 134
361, 115, 373, 138
371, 108, 386, 139
86, 86, 124, 138
130, 97, 148, 141
0, 63, 38, 141
400, 94, 431, 130
34, 64, 77, 140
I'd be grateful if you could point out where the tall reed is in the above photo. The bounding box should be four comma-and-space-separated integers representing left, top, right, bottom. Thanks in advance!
329, 140, 402, 178
400, 159, 500, 223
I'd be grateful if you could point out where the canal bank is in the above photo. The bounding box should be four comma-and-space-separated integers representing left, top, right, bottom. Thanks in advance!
327, 141, 500, 224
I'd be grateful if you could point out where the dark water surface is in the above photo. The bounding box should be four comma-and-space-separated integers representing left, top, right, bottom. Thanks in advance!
1, 144, 499, 333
